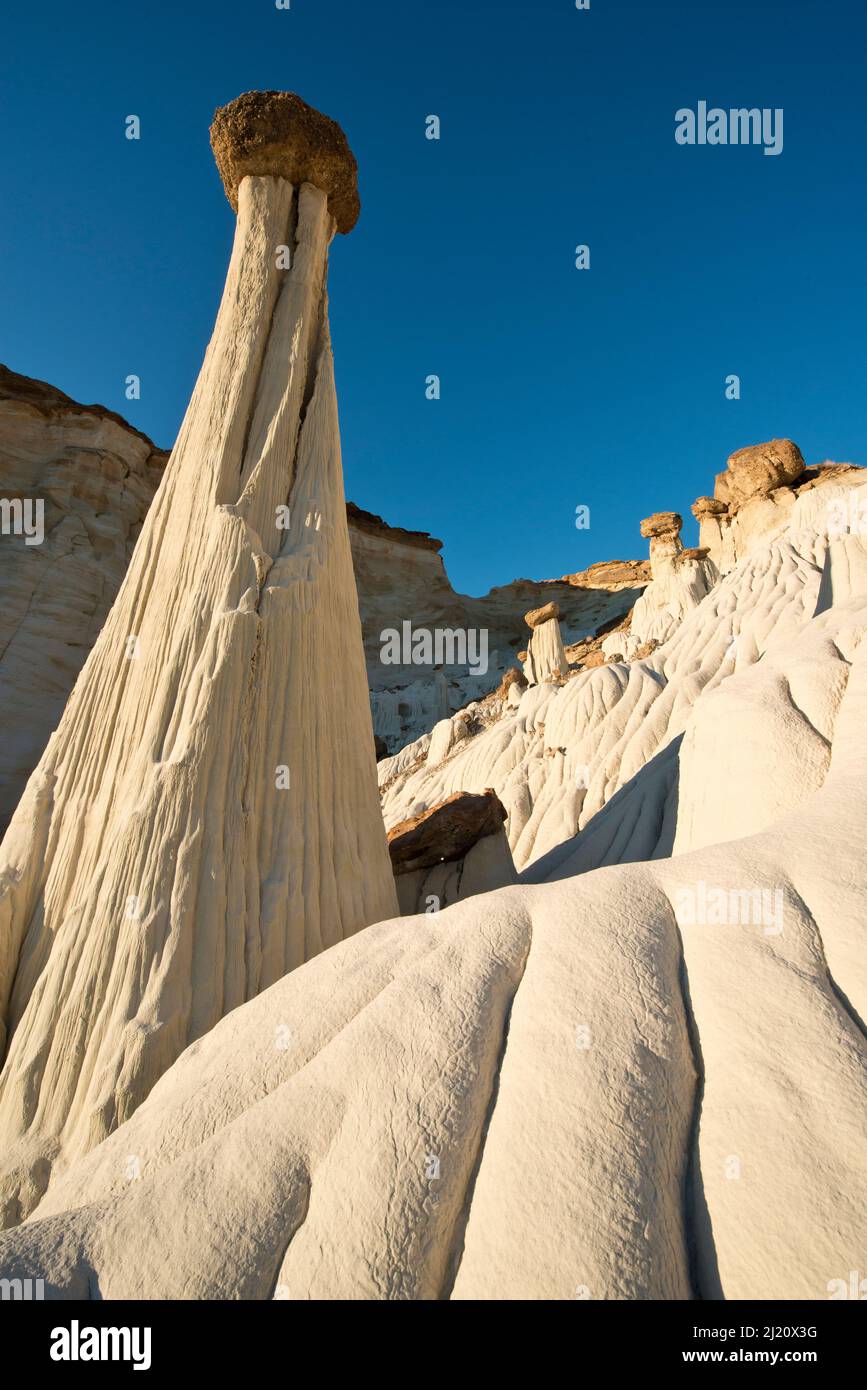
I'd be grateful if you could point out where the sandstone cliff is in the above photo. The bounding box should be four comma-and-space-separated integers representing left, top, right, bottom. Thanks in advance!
0, 366, 167, 836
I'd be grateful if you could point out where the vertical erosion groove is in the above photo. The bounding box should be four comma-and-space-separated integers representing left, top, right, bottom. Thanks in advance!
437, 911, 534, 1299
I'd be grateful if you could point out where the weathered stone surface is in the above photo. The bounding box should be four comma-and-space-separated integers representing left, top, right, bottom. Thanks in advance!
495, 666, 527, 699
210, 90, 360, 233
0, 361, 646, 792
346, 501, 441, 552
714, 438, 805, 508
0, 366, 167, 837
526, 620, 567, 685
0, 96, 397, 1225
356, 530, 643, 751
562, 558, 651, 588
524, 600, 561, 629
703, 458, 862, 573
691, 495, 728, 520
4, 492, 867, 1297
640, 511, 682, 539
387, 789, 508, 874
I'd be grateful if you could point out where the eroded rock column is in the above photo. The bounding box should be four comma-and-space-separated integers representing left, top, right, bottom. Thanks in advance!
624, 511, 715, 650
0, 90, 398, 1224
524, 601, 567, 684
691, 495, 729, 570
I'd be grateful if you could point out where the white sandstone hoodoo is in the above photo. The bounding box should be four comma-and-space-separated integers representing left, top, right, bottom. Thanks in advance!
523, 601, 568, 684
604, 511, 715, 658
0, 90, 397, 1225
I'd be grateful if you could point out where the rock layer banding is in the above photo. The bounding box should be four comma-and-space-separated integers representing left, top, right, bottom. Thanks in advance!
0, 366, 167, 838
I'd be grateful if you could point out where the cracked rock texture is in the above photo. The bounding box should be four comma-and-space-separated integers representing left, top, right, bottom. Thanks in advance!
1, 474, 865, 1297
0, 162, 397, 1225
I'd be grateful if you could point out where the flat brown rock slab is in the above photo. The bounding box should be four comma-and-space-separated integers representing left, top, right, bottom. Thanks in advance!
640, 511, 683, 539
210, 90, 360, 233
524, 601, 560, 629
675, 546, 711, 564
388, 789, 508, 875
691, 495, 728, 519
563, 558, 651, 588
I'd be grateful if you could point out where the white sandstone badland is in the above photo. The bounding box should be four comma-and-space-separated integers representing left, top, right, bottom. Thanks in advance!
0, 92, 397, 1225
0, 470, 865, 1299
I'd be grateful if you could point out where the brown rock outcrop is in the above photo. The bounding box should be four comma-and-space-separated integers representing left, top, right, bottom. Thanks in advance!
691, 496, 728, 521
640, 511, 682, 540
387, 789, 508, 874
714, 439, 805, 509
210, 90, 360, 232
563, 558, 651, 588
524, 600, 561, 629
346, 502, 442, 552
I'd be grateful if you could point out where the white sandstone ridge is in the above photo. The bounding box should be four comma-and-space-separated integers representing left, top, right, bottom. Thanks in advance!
379, 467, 866, 880
0, 366, 167, 837
2, 480, 865, 1298
0, 90, 398, 1226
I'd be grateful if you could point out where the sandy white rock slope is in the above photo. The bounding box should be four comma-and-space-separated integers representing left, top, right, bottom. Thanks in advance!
1, 474, 865, 1299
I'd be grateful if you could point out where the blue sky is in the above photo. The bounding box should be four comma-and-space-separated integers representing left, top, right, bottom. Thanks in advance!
2, 0, 865, 595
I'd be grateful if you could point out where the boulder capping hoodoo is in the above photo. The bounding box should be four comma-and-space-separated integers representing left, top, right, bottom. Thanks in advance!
210, 89, 361, 233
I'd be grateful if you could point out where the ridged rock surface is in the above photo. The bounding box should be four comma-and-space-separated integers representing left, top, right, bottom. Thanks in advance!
0, 161, 398, 1226
379, 480, 867, 876
0, 474, 865, 1298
